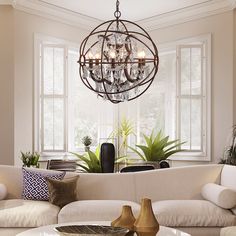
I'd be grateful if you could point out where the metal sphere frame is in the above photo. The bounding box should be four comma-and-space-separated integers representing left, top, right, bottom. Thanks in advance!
78, 1, 159, 104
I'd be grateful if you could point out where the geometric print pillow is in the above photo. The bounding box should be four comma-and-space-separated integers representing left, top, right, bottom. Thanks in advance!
22, 168, 65, 201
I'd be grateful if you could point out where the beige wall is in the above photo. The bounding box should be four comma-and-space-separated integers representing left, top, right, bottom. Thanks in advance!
13, 10, 88, 166
0, 6, 14, 165
149, 12, 234, 165
0, 6, 235, 166
234, 9, 236, 125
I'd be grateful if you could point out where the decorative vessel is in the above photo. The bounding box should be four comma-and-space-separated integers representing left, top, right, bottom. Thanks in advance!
134, 198, 159, 236
111, 205, 136, 231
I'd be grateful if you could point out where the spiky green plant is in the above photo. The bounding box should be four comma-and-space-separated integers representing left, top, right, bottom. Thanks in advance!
71, 146, 102, 173
129, 131, 185, 162
110, 117, 135, 156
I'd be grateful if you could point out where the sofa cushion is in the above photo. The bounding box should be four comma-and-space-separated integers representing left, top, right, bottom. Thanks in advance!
152, 200, 236, 227
220, 226, 236, 236
0, 199, 60, 227
47, 176, 79, 208
201, 183, 236, 209
22, 167, 65, 201
0, 183, 7, 200
58, 200, 140, 223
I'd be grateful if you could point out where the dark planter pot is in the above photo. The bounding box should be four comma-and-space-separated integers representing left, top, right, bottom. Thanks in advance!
100, 143, 115, 173
159, 160, 170, 168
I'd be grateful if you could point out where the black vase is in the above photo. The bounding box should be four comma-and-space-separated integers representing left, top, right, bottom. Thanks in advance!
159, 160, 170, 168
100, 143, 115, 173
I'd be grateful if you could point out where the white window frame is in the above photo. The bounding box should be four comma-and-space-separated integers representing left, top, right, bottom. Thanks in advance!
34, 34, 118, 156
171, 34, 211, 161
40, 44, 67, 153
132, 34, 211, 161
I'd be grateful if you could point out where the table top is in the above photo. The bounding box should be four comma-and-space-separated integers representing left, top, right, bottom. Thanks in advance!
17, 221, 191, 236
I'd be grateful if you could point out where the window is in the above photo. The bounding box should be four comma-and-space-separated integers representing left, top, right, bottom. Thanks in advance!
35, 36, 115, 154
34, 34, 211, 161
119, 35, 211, 161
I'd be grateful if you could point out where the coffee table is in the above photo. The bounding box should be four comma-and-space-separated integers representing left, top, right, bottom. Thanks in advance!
16, 221, 191, 236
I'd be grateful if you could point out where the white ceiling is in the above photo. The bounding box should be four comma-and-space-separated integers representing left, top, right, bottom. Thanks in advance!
40, 0, 212, 21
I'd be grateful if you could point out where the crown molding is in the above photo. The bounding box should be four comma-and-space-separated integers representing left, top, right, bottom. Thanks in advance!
1, 0, 235, 31
12, 0, 102, 31
137, 0, 236, 31
0, 0, 12, 4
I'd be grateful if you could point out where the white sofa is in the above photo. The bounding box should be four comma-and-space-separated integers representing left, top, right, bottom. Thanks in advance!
0, 164, 236, 236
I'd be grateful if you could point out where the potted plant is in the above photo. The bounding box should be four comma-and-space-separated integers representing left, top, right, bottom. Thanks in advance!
71, 146, 102, 173
110, 117, 135, 157
82, 136, 92, 152
20, 151, 40, 168
219, 125, 236, 165
129, 131, 185, 168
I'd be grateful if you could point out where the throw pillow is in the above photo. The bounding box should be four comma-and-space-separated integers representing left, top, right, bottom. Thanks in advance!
47, 176, 79, 208
22, 167, 66, 201
0, 183, 7, 200
201, 183, 236, 209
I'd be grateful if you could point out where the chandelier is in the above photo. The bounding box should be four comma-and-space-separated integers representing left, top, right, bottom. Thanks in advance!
78, 0, 159, 104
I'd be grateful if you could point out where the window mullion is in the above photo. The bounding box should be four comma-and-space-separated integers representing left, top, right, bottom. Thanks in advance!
190, 48, 192, 150
64, 47, 68, 153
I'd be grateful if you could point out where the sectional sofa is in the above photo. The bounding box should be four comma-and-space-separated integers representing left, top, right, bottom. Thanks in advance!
0, 164, 236, 236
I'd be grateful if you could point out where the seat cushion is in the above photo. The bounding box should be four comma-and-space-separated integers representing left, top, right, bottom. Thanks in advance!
152, 200, 236, 227
221, 226, 236, 236
58, 200, 140, 223
0, 199, 60, 227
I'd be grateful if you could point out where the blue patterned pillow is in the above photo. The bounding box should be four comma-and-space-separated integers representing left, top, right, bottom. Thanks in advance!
22, 168, 65, 201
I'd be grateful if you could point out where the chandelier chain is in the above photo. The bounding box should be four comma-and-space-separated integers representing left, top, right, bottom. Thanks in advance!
114, 0, 121, 19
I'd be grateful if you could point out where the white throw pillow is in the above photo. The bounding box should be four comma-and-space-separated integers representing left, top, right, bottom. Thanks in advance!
0, 184, 7, 200
201, 183, 236, 209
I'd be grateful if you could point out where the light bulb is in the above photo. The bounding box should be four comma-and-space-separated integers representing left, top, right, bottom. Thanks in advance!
95, 53, 100, 59
109, 50, 116, 59
138, 50, 146, 59
87, 50, 94, 59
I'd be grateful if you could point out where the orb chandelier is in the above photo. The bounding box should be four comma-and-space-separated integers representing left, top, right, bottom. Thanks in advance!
78, 0, 159, 104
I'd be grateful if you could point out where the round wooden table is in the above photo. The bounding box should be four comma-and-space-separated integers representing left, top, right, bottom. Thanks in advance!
16, 221, 191, 236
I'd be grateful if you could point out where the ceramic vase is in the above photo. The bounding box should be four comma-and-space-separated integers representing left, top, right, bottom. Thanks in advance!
100, 143, 115, 173
134, 198, 159, 236
111, 205, 136, 231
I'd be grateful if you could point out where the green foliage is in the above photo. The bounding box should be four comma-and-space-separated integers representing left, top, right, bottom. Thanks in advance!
129, 131, 185, 162
71, 146, 102, 173
110, 117, 135, 156
20, 151, 40, 168
219, 125, 236, 165
82, 136, 92, 147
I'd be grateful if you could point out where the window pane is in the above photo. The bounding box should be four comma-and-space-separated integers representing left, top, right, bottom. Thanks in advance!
191, 99, 201, 150
43, 46, 64, 95
67, 49, 114, 150
137, 50, 176, 144
54, 48, 64, 95
43, 98, 53, 150
180, 99, 190, 149
191, 47, 202, 95
180, 48, 191, 95
54, 98, 64, 150
43, 98, 64, 151
43, 47, 53, 94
